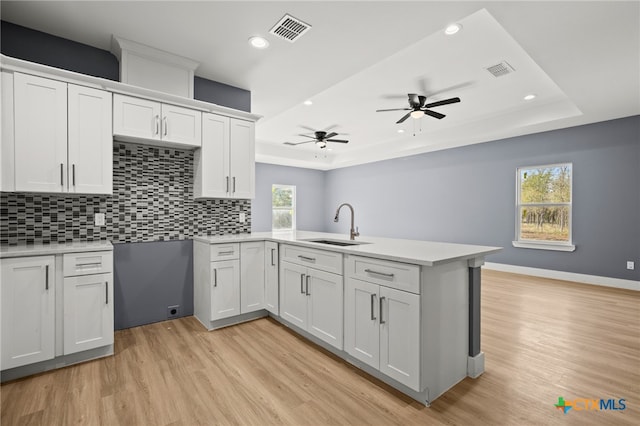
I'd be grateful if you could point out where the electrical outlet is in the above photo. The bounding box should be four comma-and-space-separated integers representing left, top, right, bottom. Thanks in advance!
94, 213, 105, 226
627, 261, 635, 271
239, 212, 246, 223
167, 305, 180, 319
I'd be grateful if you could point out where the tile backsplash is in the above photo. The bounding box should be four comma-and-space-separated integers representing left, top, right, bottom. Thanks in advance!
0, 142, 251, 245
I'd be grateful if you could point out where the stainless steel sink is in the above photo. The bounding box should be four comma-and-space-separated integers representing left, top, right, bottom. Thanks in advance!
303, 239, 370, 247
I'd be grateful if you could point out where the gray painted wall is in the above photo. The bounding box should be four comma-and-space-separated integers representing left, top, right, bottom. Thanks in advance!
113, 241, 193, 330
323, 116, 639, 281
253, 163, 326, 232
0, 20, 251, 112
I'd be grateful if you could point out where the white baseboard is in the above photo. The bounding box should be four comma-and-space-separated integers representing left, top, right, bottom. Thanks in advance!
484, 262, 639, 291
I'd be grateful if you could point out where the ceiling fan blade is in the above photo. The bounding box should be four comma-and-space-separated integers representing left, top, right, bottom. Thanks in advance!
376, 108, 411, 112
424, 97, 461, 108
418, 95, 427, 107
326, 139, 349, 143
396, 112, 412, 124
284, 140, 315, 146
324, 132, 338, 139
298, 134, 318, 139
422, 109, 446, 119
299, 125, 318, 133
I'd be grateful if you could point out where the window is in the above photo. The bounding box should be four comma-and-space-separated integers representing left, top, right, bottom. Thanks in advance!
272, 184, 296, 231
514, 163, 575, 251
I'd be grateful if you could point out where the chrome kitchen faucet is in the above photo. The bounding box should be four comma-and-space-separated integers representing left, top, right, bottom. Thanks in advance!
334, 203, 360, 240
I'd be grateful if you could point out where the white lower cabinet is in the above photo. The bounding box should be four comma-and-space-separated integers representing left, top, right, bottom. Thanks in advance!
280, 252, 343, 350
1, 256, 55, 370
1, 249, 114, 374
210, 259, 240, 321
193, 241, 266, 328
240, 242, 265, 314
264, 241, 279, 315
345, 274, 420, 391
63, 274, 114, 354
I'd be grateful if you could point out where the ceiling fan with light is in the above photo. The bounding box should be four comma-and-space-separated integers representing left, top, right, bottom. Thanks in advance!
284, 130, 349, 149
376, 93, 461, 124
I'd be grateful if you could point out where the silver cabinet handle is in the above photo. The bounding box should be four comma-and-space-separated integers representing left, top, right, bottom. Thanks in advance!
213, 268, 217, 287
154, 115, 159, 135
271, 248, 275, 266
300, 274, 305, 294
60, 163, 64, 186
72, 164, 76, 186
105, 282, 109, 305
45, 265, 49, 290
298, 255, 316, 262
218, 251, 234, 256
226, 176, 230, 193
163, 116, 168, 136
379, 296, 386, 324
370, 293, 376, 320
75, 262, 102, 268
233, 177, 236, 193
305, 275, 310, 296
364, 268, 395, 278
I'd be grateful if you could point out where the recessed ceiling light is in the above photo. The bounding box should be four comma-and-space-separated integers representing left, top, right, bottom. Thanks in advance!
524, 94, 537, 101
303, 100, 313, 106
397, 129, 405, 133
327, 148, 333, 151
248, 36, 269, 49
445, 23, 462, 35
410, 110, 424, 119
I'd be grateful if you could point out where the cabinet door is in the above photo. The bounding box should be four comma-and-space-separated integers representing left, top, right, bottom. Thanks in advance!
67, 84, 113, 194
195, 113, 230, 198
240, 242, 265, 314
1, 256, 55, 370
63, 273, 114, 355
229, 118, 255, 199
307, 269, 343, 349
264, 242, 279, 315
14, 73, 67, 193
161, 104, 201, 147
113, 94, 161, 141
210, 260, 240, 321
345, 278, 379, 369
379, 286, 420, 391
279, 261, 307, 328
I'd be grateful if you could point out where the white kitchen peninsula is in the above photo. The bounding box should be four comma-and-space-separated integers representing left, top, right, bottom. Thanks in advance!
193, 231, 501, 405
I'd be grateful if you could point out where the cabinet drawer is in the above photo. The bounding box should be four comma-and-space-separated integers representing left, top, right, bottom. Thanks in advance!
63, 251, 113, 277
280, 244, 342, 275
210, 243, 240, 261
346, 255, 420, 294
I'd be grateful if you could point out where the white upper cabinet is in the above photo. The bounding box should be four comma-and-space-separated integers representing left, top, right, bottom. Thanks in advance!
14, 73, 68, 193
67, 84, 113, 194
7, 73, 112, 194
113, 94, 201, 148
194, 112, 255, 199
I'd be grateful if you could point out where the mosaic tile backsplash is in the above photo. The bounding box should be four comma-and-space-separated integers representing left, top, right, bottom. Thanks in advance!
0, 142, 251, 245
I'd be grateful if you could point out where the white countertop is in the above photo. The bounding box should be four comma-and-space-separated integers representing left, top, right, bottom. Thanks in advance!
194, 231, 501, 267
0, 240, 113, 258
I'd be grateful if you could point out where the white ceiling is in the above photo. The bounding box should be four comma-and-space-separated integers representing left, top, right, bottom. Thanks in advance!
2, 1, 638, 170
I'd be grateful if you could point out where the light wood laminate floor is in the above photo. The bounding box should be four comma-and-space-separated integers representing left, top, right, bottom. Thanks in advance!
2, 270, 639, 425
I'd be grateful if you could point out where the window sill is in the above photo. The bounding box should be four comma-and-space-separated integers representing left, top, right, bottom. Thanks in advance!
512, 241, 576, 252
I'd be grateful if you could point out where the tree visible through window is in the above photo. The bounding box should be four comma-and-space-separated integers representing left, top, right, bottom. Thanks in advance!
272, 184, 295, 231
516, 164, 572, 246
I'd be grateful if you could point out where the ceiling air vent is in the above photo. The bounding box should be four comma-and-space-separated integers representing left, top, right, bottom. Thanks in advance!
269, 14, 311, 43
486, 61, 515, 77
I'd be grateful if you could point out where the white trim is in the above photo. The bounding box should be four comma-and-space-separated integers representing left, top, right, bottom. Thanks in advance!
484, 262, 640, 291
467, 352, 485, 378
512, 240, 576, 252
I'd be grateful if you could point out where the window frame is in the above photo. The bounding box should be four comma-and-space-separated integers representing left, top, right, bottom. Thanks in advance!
271, 184, 296, 232
513, 162, 576, 252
